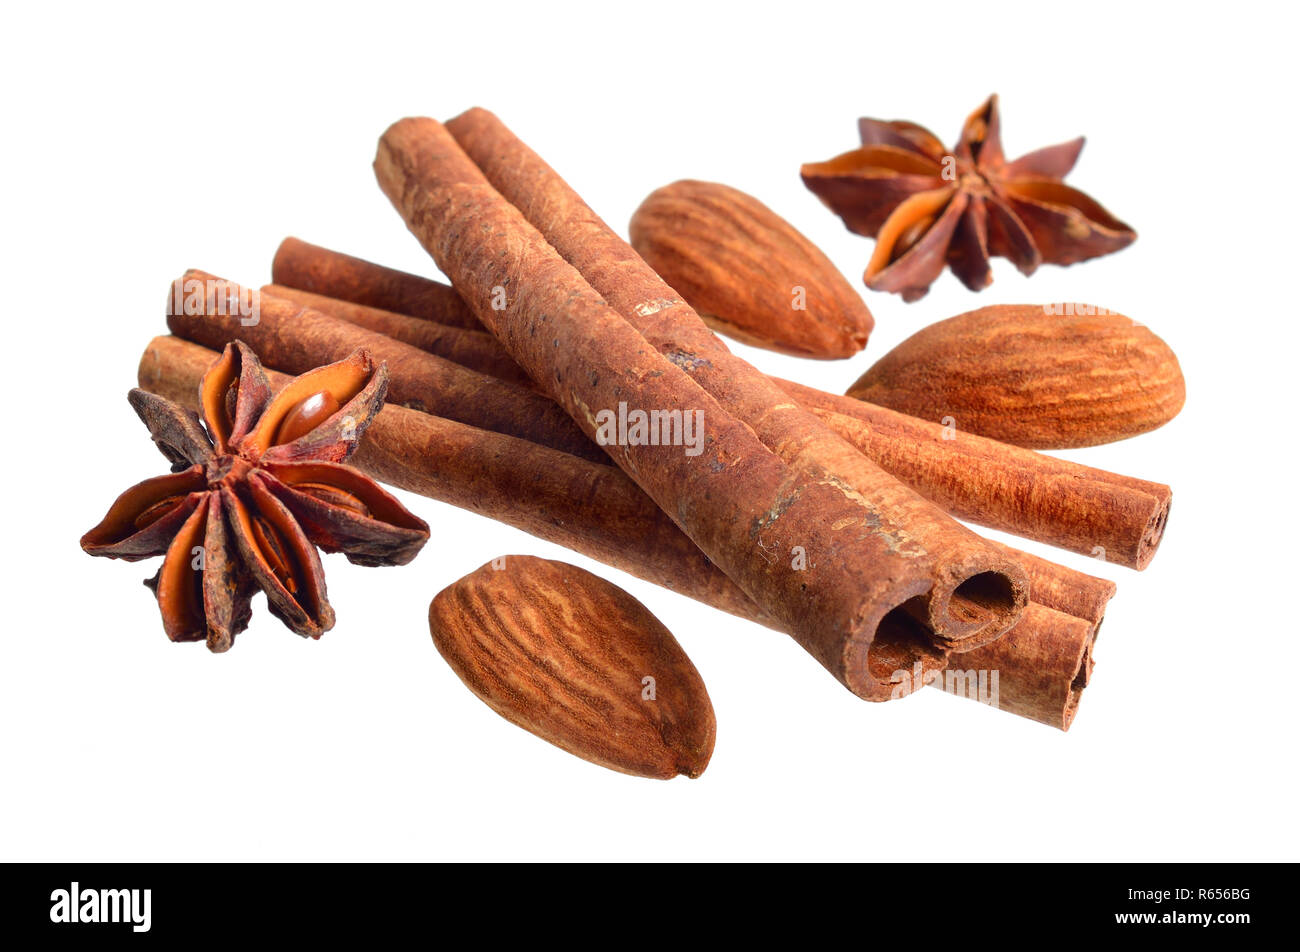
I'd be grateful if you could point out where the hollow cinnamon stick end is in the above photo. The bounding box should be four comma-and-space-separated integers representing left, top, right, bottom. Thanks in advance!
1132, 493, 1173, 570
951, 603, 1099, 731
1058, 625, 1102, 732
842, 588, 945, 702
927, 549, 1032, 652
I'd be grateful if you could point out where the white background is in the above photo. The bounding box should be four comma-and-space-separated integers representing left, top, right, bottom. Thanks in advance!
2, 1, 1296, 862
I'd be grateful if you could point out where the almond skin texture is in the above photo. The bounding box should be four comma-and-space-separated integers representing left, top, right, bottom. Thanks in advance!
428, 555, 716, 779
629, 180, 873, 359
846, 304, 1185, 449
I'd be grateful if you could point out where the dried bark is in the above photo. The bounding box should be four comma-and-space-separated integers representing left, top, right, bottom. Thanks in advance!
272, 237, 481, 329
267, 235, 1171, 569
140, 335, 1109, 728
435, 108, 1026, 640
262, 284, 535, 388
780, 388, 1171, 569
374, 117, 1027, 700
165, 272, 605, 464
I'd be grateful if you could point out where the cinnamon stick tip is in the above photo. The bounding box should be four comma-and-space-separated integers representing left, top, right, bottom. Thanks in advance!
931, 553, 1031, 650
1133, 494, 1172, 570
841, 579, 940, 702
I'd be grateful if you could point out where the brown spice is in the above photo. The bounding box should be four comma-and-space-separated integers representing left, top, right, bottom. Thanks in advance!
273, 237, 482, 329
801, 95, 1136, 300
263, 284, 535, 388
781, 389, 1171, 569
166, 273, 606, 464
84, 343, 429, 650
261, 238, 1173, 570
140, 334, 1111, 729
441, 107, 1026, 642
375, 115, 1028, 701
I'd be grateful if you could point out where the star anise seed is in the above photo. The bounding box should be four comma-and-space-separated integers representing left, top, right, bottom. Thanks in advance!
81, 342, 430, 652
801, 95, 1136, 301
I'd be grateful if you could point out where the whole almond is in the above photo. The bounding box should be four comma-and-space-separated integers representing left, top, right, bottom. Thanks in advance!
428, 555, 716, 779
845, 304, 1185, 449
629, 180, 874, 359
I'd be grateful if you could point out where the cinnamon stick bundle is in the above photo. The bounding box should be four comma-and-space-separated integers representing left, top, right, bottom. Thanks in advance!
270, 237, 1172, 569
374, 116, 1031, 679
165, 270, 1110, 723
177, 272, 995, 699
165, 277, 1109, 635
430, 110, 1026, 637
162, 284, 1113, 624
140, 335, 1107, 729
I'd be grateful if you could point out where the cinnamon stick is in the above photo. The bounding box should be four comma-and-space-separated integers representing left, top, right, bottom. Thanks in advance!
373, 116, 1028, 699
138, 334, 1105, 729
262, 284, 534, 388
949, 605, 1098, 730
166, 272, 605, 464
269, 236, 1171, 569
272, 237, 482, 330
777, 390, 1171, 570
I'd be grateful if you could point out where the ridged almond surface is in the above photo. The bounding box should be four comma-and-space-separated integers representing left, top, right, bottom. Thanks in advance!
846, 305, 1185, 449
629, 180, 873, 359
428, 555, 716, 779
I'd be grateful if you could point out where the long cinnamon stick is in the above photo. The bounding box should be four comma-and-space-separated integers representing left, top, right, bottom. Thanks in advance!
140, 335, 1106, 729
373, 117, 1029, 699
437, 109, 1026, 640
271, 236, 1171, 569
777, 391, 1171, 570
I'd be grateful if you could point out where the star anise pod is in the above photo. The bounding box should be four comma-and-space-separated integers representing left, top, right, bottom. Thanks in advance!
801, 95, 1136, 301
81, 342, 430, 651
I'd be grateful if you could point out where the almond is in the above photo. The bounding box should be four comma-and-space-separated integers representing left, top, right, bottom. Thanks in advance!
428, 555, 716, 779
845, 304, 1185, 449
629, 180, 873, 359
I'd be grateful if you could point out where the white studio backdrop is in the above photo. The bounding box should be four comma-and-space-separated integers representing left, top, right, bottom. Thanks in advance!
1, 1, 1296, 861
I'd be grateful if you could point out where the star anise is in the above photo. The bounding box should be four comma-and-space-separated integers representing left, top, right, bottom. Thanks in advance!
81, 342, 429, 651
801, 95, 1136, 301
